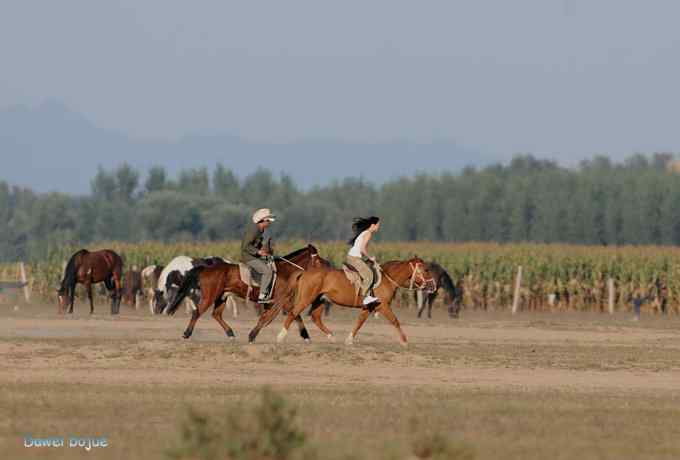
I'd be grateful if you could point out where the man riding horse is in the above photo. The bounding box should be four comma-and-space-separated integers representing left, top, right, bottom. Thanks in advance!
241, 208, 277, 304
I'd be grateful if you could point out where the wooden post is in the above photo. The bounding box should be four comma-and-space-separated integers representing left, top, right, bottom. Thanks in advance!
608, 278, 615, 315
19, 262, 30, 303
512, 266, 523, 315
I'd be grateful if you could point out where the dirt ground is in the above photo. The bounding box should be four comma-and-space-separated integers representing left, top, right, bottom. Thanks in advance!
2, 301, 680, 459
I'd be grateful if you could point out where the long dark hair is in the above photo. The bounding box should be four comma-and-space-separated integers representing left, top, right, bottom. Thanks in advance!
348, 216, 380, 245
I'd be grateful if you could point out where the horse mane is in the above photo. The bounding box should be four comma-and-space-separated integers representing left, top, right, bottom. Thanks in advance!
430, 262, 456, 301
283, 245, 316, 260
59, 249, 89, 295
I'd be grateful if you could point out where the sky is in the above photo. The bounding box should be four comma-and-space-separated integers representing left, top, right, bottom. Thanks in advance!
1, 1, 680, 170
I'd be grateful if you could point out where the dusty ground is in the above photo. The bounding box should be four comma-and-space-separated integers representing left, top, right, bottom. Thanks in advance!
2, 301, 680, 459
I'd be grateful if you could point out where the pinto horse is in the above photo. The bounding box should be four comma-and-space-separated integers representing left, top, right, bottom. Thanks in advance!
165, 245, 327, 340
265, 257, 436, 346
58, 249, 123, 314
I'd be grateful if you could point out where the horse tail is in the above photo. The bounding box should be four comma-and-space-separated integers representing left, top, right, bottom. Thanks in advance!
60, 249, 87, 298
164, 267, 202, 315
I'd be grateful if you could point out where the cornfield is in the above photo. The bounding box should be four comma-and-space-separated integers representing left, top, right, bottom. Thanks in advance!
1, 241, 677, 314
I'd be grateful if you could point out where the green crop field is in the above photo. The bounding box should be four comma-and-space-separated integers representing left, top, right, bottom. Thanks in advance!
2, 241, 677, 315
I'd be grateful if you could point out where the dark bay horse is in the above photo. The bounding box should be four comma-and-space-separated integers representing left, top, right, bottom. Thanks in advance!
122, 268, 143, 309
415, 262, 463, 319
264, 257, 436, 346
165, 245, 327, 340
58, 249, 123, 314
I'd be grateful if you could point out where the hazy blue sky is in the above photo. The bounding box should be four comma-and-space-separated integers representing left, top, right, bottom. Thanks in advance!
2, 0, 680, 160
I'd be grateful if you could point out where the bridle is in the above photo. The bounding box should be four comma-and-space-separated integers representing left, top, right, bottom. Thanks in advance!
383, 261, 437, 293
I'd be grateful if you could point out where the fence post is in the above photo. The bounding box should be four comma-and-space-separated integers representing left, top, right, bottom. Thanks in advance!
512, 266, 523, 315
608, 278, 615, 315
19, 262, 30, 303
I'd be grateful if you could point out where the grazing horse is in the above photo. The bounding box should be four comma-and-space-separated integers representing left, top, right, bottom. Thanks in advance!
415, 262, 463, 319
141, 264, 164, 314
122, 268, 143, 309
266, 257, 436, 346
58, 249, 123, 314
165, 245, 327, 341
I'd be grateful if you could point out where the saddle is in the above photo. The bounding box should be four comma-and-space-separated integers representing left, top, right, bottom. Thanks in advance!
342, 262, 382, 296
238, 262, 277, 289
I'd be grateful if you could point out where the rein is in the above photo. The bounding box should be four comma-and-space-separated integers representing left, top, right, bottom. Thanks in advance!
275, 256, 306, 271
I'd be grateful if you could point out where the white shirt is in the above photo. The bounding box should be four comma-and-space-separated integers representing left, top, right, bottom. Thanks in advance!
348, 230, 370, 258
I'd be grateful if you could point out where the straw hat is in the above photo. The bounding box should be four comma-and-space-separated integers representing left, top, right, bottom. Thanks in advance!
252, 208, 276, 224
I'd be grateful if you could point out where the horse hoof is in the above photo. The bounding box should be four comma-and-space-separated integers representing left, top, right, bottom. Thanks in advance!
276, 328, 288, 344
304, 338, 311, 344
182, 332, 192, 339
327, 334, 336, 343
345, 334, 354, 346
399, 340, 409, 348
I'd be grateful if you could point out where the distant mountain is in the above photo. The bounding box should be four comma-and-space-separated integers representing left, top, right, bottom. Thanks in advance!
0, 101, 505, 194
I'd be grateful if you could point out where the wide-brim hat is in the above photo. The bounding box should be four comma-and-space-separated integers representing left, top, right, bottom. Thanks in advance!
253, 208, 276, 223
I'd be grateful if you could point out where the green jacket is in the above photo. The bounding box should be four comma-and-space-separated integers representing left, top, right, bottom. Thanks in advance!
240, 224, 265, 263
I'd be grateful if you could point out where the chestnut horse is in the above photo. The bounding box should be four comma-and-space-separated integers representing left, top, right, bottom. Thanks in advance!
58, 249, 123, 314
165, 245, 328, 340
265, 257, 436, 346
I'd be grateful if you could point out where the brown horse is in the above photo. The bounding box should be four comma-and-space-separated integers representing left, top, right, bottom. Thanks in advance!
122, 268, 143, 308
58, 249, 123, 315
165, 245, 328, 340
266, 257, 436, 346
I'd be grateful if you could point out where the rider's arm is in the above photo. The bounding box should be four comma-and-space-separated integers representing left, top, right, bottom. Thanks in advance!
242, 227, 261, 258
360, 232, 373, 259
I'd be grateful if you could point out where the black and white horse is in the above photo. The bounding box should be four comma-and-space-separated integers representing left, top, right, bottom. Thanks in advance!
152, 256, 232, 315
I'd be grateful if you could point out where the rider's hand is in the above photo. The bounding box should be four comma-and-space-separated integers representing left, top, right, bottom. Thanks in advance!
258, 249, 269, 257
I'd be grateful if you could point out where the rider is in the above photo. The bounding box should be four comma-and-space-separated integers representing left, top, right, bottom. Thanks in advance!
241, 208, 276, 303
346, 216, 381, 305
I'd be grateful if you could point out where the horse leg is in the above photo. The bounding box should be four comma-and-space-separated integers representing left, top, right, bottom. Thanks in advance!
183, 293, 212, 339
85, 280, 94, 315
248, 304, 282, 343
428, 296, 434, 319
376, 305, 408, 347
112, 272, 123, 315
346, 308, 370, 345
276, 307, 304, 344
294, 315, 311, 343
68, 286, 75, 314
310, 299, 334, 341
212, 296, 236, 339
417, 291, 426, 318
276, 294, 318, 343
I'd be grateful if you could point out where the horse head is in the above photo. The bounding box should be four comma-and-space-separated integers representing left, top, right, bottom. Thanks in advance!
408, 256, 437, 293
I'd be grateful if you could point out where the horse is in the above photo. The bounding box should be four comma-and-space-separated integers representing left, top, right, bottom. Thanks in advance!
122, 268, 143, 309
58, 249, 123, 315
415, 262, 463, 319
260, 256, 436, 346
152, 256, 228, 315
141, 264, 164, 314
165, 245, 327, 341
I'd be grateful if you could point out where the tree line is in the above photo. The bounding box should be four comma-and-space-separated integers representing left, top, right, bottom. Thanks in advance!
1, 153, 680, 261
